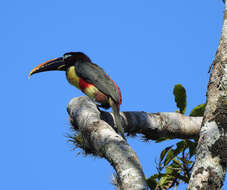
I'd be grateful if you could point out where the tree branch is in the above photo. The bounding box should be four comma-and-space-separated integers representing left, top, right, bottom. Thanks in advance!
187, 3, 227, 189
120, 111, 201, 140
67, 96, 202, 189
67, 96, 148, 190
68, 96, 202, 141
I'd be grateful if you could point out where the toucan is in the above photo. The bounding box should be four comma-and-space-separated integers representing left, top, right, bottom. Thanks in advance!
29, 52, 125, 139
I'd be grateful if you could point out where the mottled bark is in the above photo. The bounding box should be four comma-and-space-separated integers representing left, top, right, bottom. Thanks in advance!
187, 3, 227, 190
67, 96, 202, 190
120, 111, 201, 140
67, 97, 148, 190
68, 97, 202, 140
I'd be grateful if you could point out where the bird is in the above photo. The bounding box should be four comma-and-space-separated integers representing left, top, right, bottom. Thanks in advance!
29, 52, 125, 139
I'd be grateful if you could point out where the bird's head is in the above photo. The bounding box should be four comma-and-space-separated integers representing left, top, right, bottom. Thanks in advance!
28, 52, 91, 78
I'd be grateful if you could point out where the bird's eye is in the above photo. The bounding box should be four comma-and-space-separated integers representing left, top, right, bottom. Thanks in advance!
63, 54, 71, 60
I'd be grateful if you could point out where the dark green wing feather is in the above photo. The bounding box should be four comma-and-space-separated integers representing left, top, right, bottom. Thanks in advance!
74, 62, 121, 104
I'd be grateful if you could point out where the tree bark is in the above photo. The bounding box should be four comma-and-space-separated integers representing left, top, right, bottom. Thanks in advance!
67, 97, 148, 190
67, 96, 202, 189
120, 111, 201, 140
187, 2, 227, 190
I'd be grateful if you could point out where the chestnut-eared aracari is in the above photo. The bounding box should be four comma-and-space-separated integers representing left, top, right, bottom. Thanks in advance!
29, 52, 125, 139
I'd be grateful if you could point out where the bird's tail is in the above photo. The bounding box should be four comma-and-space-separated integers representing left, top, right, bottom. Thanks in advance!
109, 98, 125, 140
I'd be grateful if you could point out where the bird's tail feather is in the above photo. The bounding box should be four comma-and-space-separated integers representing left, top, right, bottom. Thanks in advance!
109, 98, 125, 140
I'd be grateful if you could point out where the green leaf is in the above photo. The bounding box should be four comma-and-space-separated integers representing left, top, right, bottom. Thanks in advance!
173, 84, 187, 114
189, 104, 206, 117
160, 146, 173, 162
155, 137, 170, 143
146, 175, 158, 190
158, 174, 176, 189
187, 140, 197, 158
176, 156, 192, 165
169, 140, 187, 161
175, 140, 186, 154
164, 149, 175, 166
166, 165, 178, 174
174, 173, 189, 183
158, 174, 171, 186
172, 159, 182, 168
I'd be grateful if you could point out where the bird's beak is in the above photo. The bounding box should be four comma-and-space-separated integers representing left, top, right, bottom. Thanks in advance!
28, 57, 66, 78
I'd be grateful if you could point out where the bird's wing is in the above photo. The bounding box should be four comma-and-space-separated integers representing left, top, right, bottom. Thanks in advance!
74, 62, 121, 104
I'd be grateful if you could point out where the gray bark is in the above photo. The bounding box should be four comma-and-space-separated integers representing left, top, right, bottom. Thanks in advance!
120, 111, 201, 140
187, 2, 227, 190
67, 96, 202, 189
67, 97, 148, 190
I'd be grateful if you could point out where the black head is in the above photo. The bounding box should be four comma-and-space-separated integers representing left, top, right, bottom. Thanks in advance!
29, 52, 91, 77
63, 52, 91, 65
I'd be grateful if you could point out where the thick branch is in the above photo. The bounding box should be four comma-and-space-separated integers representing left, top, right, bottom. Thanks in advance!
68, 96, 202, 140
187, 3, 227, 190
67, 96, 202, 189
101, 111, 201, 140
67, 97, 148, 190
120, 111, 201, 140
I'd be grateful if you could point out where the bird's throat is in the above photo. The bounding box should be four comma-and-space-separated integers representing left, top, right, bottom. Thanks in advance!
66, 66, 80, 88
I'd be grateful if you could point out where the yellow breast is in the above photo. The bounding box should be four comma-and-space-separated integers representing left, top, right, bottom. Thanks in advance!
66, 66, 80, 89
66, 66, 98, 99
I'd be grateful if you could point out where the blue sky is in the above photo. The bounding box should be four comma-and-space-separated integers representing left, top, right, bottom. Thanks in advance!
0, 0, 225, 189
